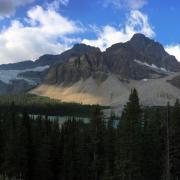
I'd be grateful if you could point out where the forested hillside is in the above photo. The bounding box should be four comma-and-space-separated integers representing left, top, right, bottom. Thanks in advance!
0, 94, 104, 117
0, 89, 179, 180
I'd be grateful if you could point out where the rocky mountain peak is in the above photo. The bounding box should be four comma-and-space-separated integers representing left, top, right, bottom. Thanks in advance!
72, 43, 100, 53
129, 33, 167, 59
43, 34, 180, 85
1, 33, 180, 95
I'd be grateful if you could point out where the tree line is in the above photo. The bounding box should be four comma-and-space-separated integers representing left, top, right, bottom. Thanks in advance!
0, 89, 179, 180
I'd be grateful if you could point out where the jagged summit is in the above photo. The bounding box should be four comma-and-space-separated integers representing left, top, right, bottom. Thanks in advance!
43, 33, 180, 86
130, 33, 148, 42
72, 43, 100, 53
1, 33, 180, 100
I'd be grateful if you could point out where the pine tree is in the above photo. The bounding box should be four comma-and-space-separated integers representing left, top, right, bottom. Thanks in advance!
89, 106, 106, 180
141, 108, 162, 180
0, 109, 3, 174
2, 102, 19, 178
104, 112, 116, 179
49, 120, 61, 180
170, 99, 180, 179
116, 89, 143, 180
165, 102, 171, 180
34, 119, 53, 180
21, 109, 34, 180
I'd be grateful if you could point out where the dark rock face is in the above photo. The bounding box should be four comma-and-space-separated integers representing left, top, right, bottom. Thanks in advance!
1, 33, 180, 93
0, 44, 99, 93
103, 33, 180, 79
45, 49, 107, 85
44, 33, 180, 85
128, 33, 180, 71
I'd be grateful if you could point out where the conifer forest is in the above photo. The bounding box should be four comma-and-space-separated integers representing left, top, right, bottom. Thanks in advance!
0, 89, 179, 180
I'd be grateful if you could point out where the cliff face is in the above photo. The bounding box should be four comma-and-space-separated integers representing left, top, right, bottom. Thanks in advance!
45, 48, 108, 85
0, 44, 99, 94
30, 33, 180, 107
1, 33, 180, 105
44, 33, 180, 86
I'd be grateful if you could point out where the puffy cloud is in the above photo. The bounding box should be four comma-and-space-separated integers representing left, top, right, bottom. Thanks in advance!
0, 0, 34, 17
82, 10, 154, 50
103, 0, 147, 10
27, 5, 81, 35
0, 5, 83, 64
165, 44, 180, 62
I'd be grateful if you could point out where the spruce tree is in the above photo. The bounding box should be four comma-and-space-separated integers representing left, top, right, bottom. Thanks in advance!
104, 112, 116, 179
2, 102, 19, 178
170, 99, 180, 179
89, 106, 106, 180
0, 110, 3, 174
116, 88, 143, 180
141, 108, 162, 180
49, 120, 61, 180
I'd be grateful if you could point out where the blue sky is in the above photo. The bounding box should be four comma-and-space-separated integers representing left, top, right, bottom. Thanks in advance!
0, 0, 180, 64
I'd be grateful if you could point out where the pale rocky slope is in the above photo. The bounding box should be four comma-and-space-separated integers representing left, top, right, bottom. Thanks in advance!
31, 72, 180, 108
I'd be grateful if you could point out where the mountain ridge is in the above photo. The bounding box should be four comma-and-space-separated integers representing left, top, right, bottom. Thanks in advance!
1, 33, 180, 108
0, 43, 99, 70
44, 33, 180, 86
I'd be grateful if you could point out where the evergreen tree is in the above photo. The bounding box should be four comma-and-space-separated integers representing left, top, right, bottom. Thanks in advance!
89, 106, 106, 180
49, 120, 61, 180
104, 112, 116, 179
116, 88, 143, 180
164, 102, 171, 180
141, 108, 162, 180
34, 119, 53, 180
21, 109, 34, 180
170, 99, 180, 179
0, 109, 3, 174
2, 102, 20, 178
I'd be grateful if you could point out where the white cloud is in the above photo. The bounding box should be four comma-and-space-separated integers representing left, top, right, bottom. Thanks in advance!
0, 0, 34, 17
46, 0, 69, 10
165, 44, 180, 62
82, 10, 154, 50
0, 5, 83, 64
103, 0, 147, 10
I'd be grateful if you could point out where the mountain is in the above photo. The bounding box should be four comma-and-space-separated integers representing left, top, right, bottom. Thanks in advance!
31, 34, 180, 109
1, 33, 180, 108
0, 43, 98, 70
104, 33, 180, 79
0, 44, 98, 93
44, 33, 180, 86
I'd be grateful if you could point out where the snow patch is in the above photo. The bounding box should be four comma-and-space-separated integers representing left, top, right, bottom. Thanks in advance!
134, 59, 171, 74
0, 65, 49, 84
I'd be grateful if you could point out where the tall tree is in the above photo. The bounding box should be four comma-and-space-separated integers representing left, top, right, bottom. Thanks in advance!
104, 111, 116, 179
141, 108, 162, 180
2, 102, 20, 178
0, 109, 3, 173
170, 99, 180, 179
116, 88, 143, 180
49, 120, 61, 180
89, 106, 106, 180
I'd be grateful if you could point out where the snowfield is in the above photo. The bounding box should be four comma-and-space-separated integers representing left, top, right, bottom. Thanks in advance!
134, 59, 172, 74
0, 65, 49, 84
